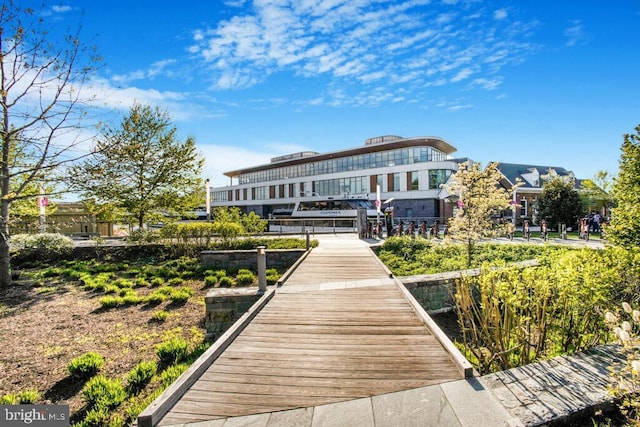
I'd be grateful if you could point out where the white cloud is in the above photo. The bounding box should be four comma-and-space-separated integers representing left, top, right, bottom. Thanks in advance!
52, 5, 72, 13
451, 67, 475, 82
494, 9, 508, 20
111, 59, 178, 84
198, 142, 311, 187
186, 0, 538, 101
471, 77, 502, 90
564, 20, 586, 47
95, 1, 540, 111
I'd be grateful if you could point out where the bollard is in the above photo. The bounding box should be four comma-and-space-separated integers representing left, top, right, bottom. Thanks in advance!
257, 246, 267, 293
306, 230, 310, 250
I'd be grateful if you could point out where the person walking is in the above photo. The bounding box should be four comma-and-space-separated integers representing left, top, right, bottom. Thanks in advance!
506, 220, 515, 241
523, 220, 530, 241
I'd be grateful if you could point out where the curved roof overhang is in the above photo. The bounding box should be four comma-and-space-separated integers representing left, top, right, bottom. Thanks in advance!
223, 136, 457, 178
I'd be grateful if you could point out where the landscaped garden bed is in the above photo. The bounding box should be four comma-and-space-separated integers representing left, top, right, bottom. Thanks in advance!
0, 237, 310, 426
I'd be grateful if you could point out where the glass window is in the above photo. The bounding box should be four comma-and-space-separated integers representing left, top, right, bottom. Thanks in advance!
428, 169, 452, 189
410, 171, 419, 190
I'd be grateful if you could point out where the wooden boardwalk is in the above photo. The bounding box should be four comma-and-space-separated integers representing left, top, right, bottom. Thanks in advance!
143, 235, 469, 427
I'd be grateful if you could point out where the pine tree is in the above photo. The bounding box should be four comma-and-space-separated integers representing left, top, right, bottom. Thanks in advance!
607, 125, 640, 247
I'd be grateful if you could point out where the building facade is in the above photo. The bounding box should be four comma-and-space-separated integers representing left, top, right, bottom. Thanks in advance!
210, 135, 461, 223
495, 163, 582, 226
209, 136, 590, 228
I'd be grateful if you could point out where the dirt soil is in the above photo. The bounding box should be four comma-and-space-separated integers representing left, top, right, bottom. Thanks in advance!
0, 277, 207, 418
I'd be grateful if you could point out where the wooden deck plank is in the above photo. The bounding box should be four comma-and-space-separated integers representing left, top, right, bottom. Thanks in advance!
154, 238, 465, 426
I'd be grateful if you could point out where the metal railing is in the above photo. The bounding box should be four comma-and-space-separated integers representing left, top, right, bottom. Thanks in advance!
266, 218, 359, 234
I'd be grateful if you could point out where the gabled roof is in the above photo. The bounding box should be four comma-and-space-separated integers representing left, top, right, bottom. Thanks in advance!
494, 162, 578, 189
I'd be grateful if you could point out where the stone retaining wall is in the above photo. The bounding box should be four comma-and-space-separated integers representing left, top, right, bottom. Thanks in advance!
202, 248, 307, 340
204, 288, 263, 340
200, 249, 305, 270
400, 260, 538, 313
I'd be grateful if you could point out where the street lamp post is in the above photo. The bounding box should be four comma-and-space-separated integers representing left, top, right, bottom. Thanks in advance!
205, 178, 211, 221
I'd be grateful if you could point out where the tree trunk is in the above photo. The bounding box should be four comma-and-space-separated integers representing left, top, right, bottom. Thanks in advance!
0, 198, 12, 288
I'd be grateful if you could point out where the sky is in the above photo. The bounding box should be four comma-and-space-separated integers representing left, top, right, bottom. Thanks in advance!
27, 0, 640, 187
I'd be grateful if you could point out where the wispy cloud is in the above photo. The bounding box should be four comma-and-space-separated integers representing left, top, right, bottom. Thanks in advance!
564, 19, 587, 47
186, 0, 539, 107
111, 59, 178, 84
494, 8, 508, 20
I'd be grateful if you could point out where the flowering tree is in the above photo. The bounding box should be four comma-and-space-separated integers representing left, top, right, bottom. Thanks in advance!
444, 161, 516, 267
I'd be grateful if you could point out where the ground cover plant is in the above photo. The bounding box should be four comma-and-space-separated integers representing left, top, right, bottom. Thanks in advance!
376, 237, 640, 376
374, 236, 567, 276
0, 246, 292, 426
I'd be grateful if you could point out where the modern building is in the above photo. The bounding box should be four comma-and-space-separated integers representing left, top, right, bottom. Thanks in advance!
10, 201, 115, 237
209, 135, 591, 229
210, 135, 462, 224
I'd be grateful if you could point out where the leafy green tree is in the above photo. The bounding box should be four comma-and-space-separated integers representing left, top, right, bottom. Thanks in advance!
608, 125, 640, 247
71, 104, 204, 228
535, 175, 583, 230
580, 170, 612, 216
241, 211, 267, 235
0, 1, 101, 286
444, 161, 514, 267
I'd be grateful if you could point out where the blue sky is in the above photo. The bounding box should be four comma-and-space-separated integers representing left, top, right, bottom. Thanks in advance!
36, 0, 640, 187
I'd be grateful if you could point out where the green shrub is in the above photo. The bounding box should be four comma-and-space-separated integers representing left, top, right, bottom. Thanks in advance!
235, 270, 255, 286
214, 270, 227, 280
103, 285, 120, 294
203, 275, 217, 287
120, 291, 142, 305
158, 363, 189, 388
99, 296, 120, 308
112, 278, 133, 289
155, 338, 189, 365
77, 407, 126, 427
149, 277, 164, 287
218, 276, 235, 287
145, 292, 167, 305
68, 352, 104, 379
150, 310, 169, 322
126, 361, 157, 394
169, 287, 193, 304
82, 375, 126, 410
133, 277, 149, 288
42, 267, 62, 278
455, 249, 614, 375
266, 272, 280, 286
10, 233, 73, 253
126, 229, 160, 244
0, 393, 18, 404
16, 389, 41, 404
167, 277, 185, 287
61, 268, 84, 280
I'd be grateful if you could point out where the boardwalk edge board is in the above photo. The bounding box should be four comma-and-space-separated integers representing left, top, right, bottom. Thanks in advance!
395, 277, 475, 378
136, 288, 276, 427
275, 246, 313, 286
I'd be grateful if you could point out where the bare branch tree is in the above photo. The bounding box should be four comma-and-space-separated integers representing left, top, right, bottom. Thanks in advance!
0, 1, 102, 286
